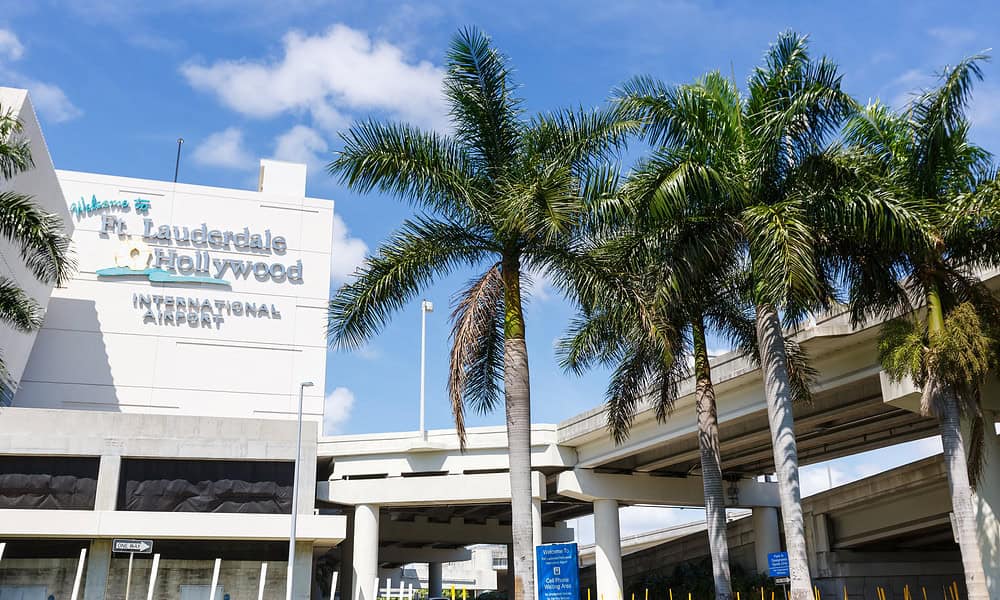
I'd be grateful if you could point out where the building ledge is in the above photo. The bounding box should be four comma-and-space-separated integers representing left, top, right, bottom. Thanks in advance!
0, 509, 346, 544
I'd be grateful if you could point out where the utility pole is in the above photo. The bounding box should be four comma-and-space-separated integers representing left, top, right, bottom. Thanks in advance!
419, 299, 433, 439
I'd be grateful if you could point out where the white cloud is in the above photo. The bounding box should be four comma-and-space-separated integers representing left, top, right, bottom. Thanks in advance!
17, 79, 82, 123
323, 386, 355, 435
356, 344, 381, 361
273, 125, 329, 173
523, 268, 556, 302
0, 29, 24, 61
0, 28, 81, 123
970, 86, 1000, 130
330, 213, 368, 284
927, 27, 977, 46
181, 23, 447, 133
888, 68, 934, 110
191, 127, 254, 170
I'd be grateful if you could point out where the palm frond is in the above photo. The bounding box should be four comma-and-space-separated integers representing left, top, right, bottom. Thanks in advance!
557, 308, 627, 375
911, 54, 989, 175
932, 302, 995, 394
0, 276, 43, 331
330, 120, 484, 219
448, 264, 505, 448
743, 200, 821, 307
327, 217, 493, 349
444, 27, 523, 176
0, 108, 34, 180
878, 318, 927, 386
0, 191, 75, 285
526, 105, 636, 172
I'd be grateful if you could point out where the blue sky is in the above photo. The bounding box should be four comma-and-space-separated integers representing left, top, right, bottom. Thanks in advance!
5, 0, 1000, 536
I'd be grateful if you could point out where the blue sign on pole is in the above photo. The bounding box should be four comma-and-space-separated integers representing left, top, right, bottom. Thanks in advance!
536, 543, 580, 600
767, 552, 790, 578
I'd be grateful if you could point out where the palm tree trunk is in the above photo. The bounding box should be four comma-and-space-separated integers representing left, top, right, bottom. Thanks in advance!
692, 318, 733, 600
925, 287, 989, 600
502, 253, 535, 600
753, 304, 811, 600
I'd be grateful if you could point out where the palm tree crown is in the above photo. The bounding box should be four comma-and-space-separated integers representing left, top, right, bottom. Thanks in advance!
841, 55, 999, 600
611, 31, 899, 600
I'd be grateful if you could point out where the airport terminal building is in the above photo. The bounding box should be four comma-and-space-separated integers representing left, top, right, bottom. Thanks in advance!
0, 88, 341, 600
1, 88, 999, 600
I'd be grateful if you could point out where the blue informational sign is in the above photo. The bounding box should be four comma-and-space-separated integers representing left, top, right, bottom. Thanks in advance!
767, 552, 790, 578
536, 543, 580, 600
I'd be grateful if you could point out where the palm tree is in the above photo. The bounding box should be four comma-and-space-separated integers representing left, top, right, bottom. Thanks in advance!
614, 33, 875, 599
326, 28, 630, 600
0, 107, 74, 390
841, 55, 999, 600
556, 172, 814, 600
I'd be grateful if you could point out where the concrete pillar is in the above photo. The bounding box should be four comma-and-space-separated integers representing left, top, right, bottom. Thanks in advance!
298, 430, 319, 516
95, 455, 121, 510
352, 504, 380, 600
970, 413, 1000, 599
428, 562, 443, 596
339, 519, 354, 600
752, 506, 780, 575
291, 541, 314, 600
82, 539, 112, 600
593, 499, 622, 600
531, 497, 543, 551
505, 544, 515, 594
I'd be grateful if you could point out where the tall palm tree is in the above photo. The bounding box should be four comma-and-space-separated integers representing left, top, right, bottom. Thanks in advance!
326, 28, 630, 600
556, 216, 816, 600
613, 33, 891, 599
0, 107, 74, 391
555, 108, 822, 597
841, 55, 999, 600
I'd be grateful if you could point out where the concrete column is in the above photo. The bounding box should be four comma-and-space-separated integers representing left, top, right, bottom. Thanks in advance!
298, 430, 319, 515
505, 544, 515, 594
752, 506, 780, 575
291, 541, 314, 600
428, 562, 443, 596
593, 499, 622, 600
339, 519, 354, 600
352, 504, 380, 600
82, 539, 112, 600
95, 455, 121, 510
531, 497, 543, 551
970, 413, 1000, 599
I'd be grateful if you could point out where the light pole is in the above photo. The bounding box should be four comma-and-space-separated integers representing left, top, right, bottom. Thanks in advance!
286, 381, 314, 600
419, 299, 433, 439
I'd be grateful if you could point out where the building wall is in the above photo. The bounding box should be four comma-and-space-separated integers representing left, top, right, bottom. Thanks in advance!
0, 88, 73, 403
0, 557, 291, 600
15, 164, 332, 423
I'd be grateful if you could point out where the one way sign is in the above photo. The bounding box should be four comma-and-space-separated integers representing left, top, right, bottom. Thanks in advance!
112, 539, 153, 554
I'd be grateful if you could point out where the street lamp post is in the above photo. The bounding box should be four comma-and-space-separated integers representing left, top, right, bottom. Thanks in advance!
419, 300, 433, 439
286, 381, 314, 600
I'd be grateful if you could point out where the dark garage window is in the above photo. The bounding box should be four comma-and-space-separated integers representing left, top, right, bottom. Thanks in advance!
117, 458, 293, 514
0, 456, 98, 510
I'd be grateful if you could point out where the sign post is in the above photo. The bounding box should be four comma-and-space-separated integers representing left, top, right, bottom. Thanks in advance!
535, 543, 580, 600
767, 551, 790, 599
113, 539, 154, 600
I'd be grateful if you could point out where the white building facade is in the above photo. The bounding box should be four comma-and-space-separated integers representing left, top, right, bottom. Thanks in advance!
0, 88, 343, 600
17, 162, 330, 421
